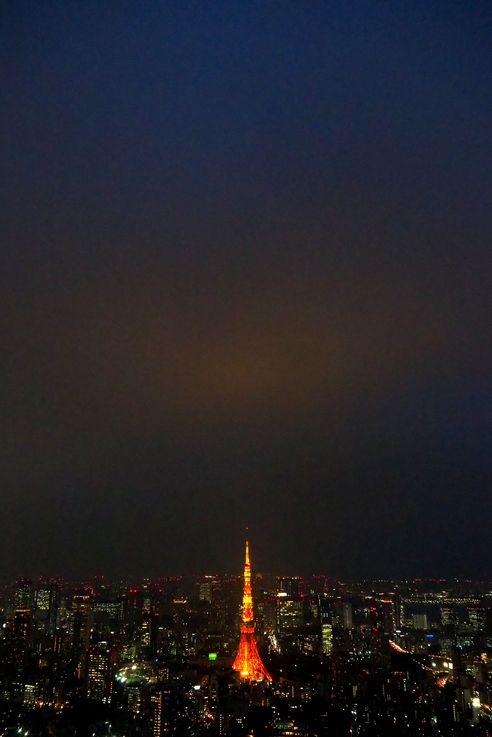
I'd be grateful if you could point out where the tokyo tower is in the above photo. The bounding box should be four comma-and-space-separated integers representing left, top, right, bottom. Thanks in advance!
232, 539, 272, 682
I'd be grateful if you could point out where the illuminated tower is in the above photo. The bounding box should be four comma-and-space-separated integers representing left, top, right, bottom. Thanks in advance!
233, 539, 271, 682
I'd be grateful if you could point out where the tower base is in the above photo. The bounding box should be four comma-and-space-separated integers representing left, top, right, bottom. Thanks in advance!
233, 630, 272, 682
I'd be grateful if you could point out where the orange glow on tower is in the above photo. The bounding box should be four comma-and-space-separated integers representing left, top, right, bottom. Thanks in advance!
232, 539, 272, 682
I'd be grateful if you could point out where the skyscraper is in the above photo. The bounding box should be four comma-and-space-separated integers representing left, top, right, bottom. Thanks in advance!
72, 592, 92, 678
232, 539, 271, 682
87, 643, 112, 702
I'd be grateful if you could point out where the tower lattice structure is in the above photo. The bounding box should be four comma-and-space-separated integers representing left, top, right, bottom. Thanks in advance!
232, 539, 272, 682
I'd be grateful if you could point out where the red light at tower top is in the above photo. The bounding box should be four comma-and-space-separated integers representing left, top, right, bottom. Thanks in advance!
232, 539, 272, 682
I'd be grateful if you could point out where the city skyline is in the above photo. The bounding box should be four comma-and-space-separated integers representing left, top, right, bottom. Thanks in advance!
2, 563, 492, 734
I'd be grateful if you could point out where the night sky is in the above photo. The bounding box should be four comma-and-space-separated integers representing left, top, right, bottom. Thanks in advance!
2, 1, 491, 578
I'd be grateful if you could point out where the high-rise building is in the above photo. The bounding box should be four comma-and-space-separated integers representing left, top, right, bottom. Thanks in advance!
198, 575, 215, 603
87, 643, 112, 702
13, 608, 31, 643
275, 594, 305, 652
151, 685, 172, 736
394, 593, 402, 630
140, 610, 159, 655
467, 606, 486, 635
13, 579, 33, 654
34, 577, 60, 636
380, 600, 395, 636
151, 689, 164, 737
321, 620, 333, 655
334, 601, 353, 630
276, 576, 303, 598
232, 539, 271, 682
72, 592, 92, 677
412, 613, 429, 631
276, 596, 304, 636
15, 579, 32, 610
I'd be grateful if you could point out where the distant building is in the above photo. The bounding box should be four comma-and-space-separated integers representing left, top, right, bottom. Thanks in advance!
14, 608, 31, 643
151, 685, 172, 736
412, 613, 428, 630
321, 621, 333, 655
334, 601, 353, 630
381, 600, 395, 636
15, 578, 32, 610
276, 597, 304, 637
72, 592, 92, 677
276, 576, 303, 598
87, 643, 112, 701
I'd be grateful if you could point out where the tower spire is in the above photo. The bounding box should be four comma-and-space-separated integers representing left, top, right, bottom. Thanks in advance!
232, 537, 272, 682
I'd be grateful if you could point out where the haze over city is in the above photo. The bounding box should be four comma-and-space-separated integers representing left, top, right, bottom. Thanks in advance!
2, 1, 491, 578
